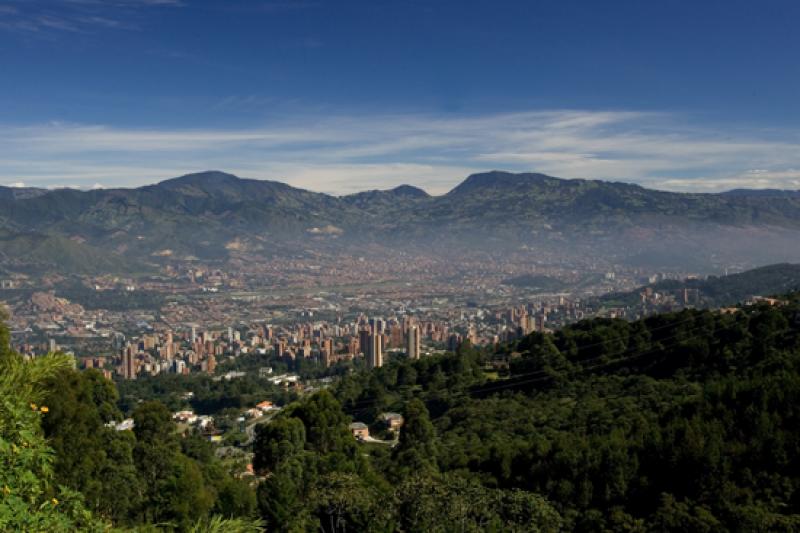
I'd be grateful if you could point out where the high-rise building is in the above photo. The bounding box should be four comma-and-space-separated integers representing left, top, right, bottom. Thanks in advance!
207, 353, 216, 374
359, 328, 370, 356
122, 344, 136, 380
363, 318, 385, 369
367, 332, 383, 369
164, 331, 174, 358
369, 317, 386, 335
322, 338, 334, 367
273, 339, 286, 358
406, 325, 421, 360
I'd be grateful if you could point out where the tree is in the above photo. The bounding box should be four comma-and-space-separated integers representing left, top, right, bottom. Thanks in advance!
289, 390, 354, 455
41, 368, 141, 523
132, 401, 214, 527
0, 307, 11, 362
393, 398, 437, 477
0, 317, 108, 531
252, 417, 306, 474
308, 472, 390, 533
256, 456, 310, 531
394, 474, 562, 533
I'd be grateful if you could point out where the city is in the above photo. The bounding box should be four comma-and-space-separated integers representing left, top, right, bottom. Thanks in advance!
2, 0, 800, 531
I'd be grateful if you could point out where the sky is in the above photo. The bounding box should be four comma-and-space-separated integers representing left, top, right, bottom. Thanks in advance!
1, 0, 800, 194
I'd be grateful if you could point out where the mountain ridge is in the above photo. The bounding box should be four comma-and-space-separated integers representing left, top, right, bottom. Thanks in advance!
4, 169, 799, 199
3, 170, 800, 274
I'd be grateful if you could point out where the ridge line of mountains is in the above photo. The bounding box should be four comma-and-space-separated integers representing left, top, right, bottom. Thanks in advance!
2, 170, 800, 275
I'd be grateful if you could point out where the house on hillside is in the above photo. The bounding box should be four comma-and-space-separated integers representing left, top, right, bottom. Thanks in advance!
349, 422, 369, 440
380, 412, 404, 432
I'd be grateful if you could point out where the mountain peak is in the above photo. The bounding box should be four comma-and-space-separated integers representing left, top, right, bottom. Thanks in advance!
390, 184, 430, 198
447, 171, 555, 196
157, 170, 242, 188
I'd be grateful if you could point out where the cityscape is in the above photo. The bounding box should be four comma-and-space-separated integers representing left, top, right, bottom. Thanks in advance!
2, 1, 800, 531
2, 255, 706, 378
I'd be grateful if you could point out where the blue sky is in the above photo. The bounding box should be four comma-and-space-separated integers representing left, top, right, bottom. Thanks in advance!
1, 0, 800, 193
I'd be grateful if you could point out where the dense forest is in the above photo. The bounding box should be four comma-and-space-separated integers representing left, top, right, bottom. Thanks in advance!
2, 295, 800, 530
252, 295, 800, 531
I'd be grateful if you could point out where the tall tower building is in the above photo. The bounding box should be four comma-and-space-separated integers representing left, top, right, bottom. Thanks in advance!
122, 344, 136, 380
406, 325, 421, 360
369, 317, 386, 335
359, 328, 370, 357
364, 318, 385, 369
322, 338, 334, 367
367, 331, 383, 369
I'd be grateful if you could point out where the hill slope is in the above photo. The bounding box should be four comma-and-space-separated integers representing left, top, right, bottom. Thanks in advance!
603, 263, 800, 307
327, 295, 800, 531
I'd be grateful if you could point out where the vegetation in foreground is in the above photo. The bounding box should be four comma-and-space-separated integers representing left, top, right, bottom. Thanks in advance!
2, 295, 800, 531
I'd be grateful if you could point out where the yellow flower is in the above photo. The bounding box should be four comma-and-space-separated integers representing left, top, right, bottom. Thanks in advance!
30, 403, 37, 411
2, 485, 10, 495
51, 498, 58, 506
40, 406, 49, 413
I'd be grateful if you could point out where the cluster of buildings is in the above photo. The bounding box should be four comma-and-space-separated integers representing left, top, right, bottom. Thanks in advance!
2, 253, 723, 377
116, 326, 247, 379
111, 315, 433, 378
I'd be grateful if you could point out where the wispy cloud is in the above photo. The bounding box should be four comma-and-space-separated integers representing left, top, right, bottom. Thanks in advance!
1, 110, 800, 194
0, 0, 182, 34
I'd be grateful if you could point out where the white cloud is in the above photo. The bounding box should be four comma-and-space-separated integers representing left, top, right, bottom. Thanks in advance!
1, 110, 800, 194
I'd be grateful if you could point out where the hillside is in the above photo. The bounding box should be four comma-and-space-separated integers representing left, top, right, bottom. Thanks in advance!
9, 295, 800, 531
0, 230, 145, 275
602, 263, 800, 307
320, 295, 800, 531
2, 170, 800, 274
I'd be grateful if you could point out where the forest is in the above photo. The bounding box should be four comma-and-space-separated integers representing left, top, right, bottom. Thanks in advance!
2, 295, 800, 531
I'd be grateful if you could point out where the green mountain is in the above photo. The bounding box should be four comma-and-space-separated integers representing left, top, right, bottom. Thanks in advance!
2, 170, 800, 274
0, 230, 143, 275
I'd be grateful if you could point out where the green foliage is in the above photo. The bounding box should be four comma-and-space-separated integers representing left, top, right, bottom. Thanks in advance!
41, 368, 141, 523
393, 399, 437, 477
394, 474, 562, 533
0, 320, 108, 531
254, 391, 366, 531
10, 295, 800, 531
433, 302, 800, 530
117, 372, 293, 416
252, 417, 306, 474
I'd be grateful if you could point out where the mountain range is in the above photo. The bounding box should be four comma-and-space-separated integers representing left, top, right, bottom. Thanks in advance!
2, 170, 800, 275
